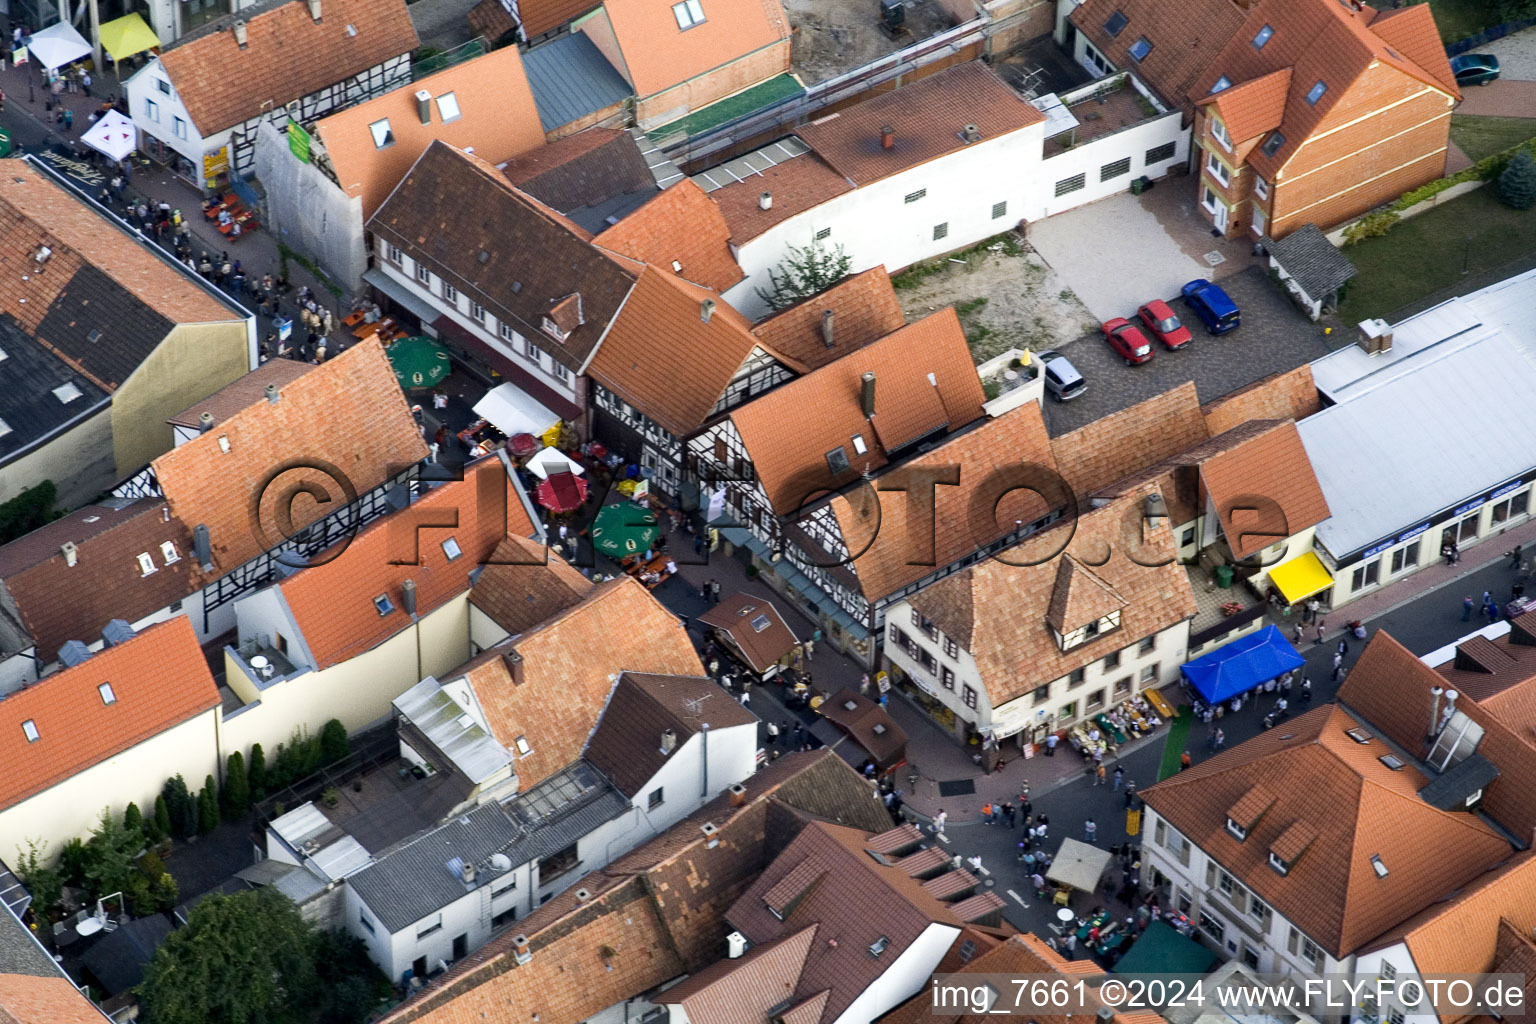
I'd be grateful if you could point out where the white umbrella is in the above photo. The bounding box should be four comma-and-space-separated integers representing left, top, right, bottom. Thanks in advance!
25, 21, 91, 70
81, 110, 138, 163
524, 446, 585, 480
1045, 838, 1114, 893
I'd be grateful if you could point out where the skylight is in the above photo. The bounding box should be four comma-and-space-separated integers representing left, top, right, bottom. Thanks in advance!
436, 92, 461, 123
1371, 855, 1388, 878
373, 594, 395, 616
1252, 24, 1274, 48
1346, 727, 1371, 744
751, 613, 772, 632
442, 537, 462, 561
160, 541, 179, 564
0, 418, 11, 437
1379, 754, 1404, 770
53, 381, 83, 404
1261, 131, 1286, 157
1128, 36, 1153, 62
1104, 10, 1128, 37
1306, 80, 1327, 105
826, 446, 851, 474
21, 719, 38, 742
851, 433, 868, 455
514, 735, 532, 755
1210, 76, 1232, 93
369, 118, 394, 149
99, 682, 117, 705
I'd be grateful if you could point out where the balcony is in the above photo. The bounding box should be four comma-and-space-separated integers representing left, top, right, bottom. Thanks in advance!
228, 633, 300, 691
1043, 73, 1170, 158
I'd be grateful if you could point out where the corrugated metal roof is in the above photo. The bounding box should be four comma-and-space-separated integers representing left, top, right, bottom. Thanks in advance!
1300, 332, 1536, 557
394, 676, 512, 785
311, 835, 373, 881
523, 33, 633, 133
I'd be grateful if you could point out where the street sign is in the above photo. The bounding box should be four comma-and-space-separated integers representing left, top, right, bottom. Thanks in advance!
1126, 808, 1142, 835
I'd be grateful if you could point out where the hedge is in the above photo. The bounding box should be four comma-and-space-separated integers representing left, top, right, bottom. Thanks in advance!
1343, 136, 1536, 245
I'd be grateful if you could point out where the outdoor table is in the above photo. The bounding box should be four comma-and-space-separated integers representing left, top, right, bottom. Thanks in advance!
1097, 932, 1129, 955
1144, 688, 1176, 719
1096, 714, 1127, 745
1075, 911, 1109, 942
1056, 908, 1075, 923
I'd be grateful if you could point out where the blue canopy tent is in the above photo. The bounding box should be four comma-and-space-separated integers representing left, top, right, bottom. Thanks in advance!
1181, 624, 1304, 704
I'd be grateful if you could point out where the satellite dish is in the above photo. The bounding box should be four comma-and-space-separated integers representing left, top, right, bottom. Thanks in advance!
490, 853, 513, 873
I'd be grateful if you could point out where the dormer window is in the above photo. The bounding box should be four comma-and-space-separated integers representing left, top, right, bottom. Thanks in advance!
1210, 117, 1232, 151
1056, 610, 1122, 652
541, 316, 565, 341
1267, 850, 1289, 874
1225, 817, 1248, 841
160, 541, 180, 564
136, 552, 156, 576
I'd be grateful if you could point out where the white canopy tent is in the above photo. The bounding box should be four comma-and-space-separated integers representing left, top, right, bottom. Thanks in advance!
471, 383, 560, 438
1046, 838, 1113, 893
80, 110, 138, 163
26, 22, 92, 70
524, 446, 585, 480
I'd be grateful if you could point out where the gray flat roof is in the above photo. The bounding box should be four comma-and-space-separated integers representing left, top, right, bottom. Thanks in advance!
524, 33, 632, 133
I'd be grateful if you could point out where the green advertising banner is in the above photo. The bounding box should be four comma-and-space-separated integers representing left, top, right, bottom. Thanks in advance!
288, 123, 311, 164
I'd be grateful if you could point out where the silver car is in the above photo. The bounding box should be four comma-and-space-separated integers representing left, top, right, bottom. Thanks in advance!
1038, 349, 1087, 401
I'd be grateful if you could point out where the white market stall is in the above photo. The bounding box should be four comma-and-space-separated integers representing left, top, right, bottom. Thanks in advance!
81, 110, 138, 163
524, 446, 585, 480
25, 22, 92, 70
471, 383, 561, 438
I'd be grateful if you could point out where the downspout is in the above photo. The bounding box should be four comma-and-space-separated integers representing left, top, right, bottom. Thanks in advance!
700, 723, 709, 800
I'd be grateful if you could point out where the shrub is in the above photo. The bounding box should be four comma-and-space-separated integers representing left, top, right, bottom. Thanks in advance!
123, 802, 144, 839
153, 871, 180, 913
152, 796, 172, 843
16, 840, 62, 918
0, 481, 62, 545
163, 775, 197, 841
1497, 150, 1536, 209
59, 837, 90, 887
1342, 210, 1400, 246
320, 719, 349, 766
198, 777, 221, 835
248, 744, 268, 800
222, 751, 249, 817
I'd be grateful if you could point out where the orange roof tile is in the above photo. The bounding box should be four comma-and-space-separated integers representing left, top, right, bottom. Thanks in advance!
1205, 68, 1292, 142
1198, 420, 1330, 559
1050, 382, 1209, 499
1201, 364, 1320, 436
731, 308, 986, 516
593, 0, 790, 99
468, 536, 593, 635
167, 359, 315, 429
1188, 0, 1459, 178
279, 458, 535, 669
796, 64, 1045, 187
913, 485, 1196, 707
157, 0, 420, 135
830, 401, 1058, 606
501, 129, 657, 218
520, 0, 602, 37
1144, 704, 1513, 958
1044, 555, 1128, 633
465, 577, 703, 787
0, 616, 219, 812
708, 151, 854, 243
589, 266, 768, 437
314, 47, 545, 221
750, 266, 906, 373
1070, 0, 1249, 112
0, 974, 108, 1024
152, 338, 429, 574
593, 179, 745, 292
1370, 5, 1462, 97
662, 925, 818, 1024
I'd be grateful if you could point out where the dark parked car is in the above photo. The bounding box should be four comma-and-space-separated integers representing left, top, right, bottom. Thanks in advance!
1181, 279, 1241, 335
1100, 318, 1154, 365
1137, 299, 1193, 350
1450, 53, 1500, 87
1037, 349, 1087, 401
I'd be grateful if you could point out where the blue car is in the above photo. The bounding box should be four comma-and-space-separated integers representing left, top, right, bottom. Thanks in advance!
1450, 53, 1500, 87
1180, 279, 1241, 335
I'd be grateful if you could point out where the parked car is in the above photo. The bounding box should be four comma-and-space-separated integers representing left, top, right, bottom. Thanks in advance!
1100, 318, 1154, 365
1181, 279, 1241, 335
1037, 349, 1087, 401
1136, 299, 1193, 350
1450, 53, 1500, 87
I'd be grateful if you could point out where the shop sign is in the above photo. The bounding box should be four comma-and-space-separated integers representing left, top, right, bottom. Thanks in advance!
1362, 538, 1394, 560
202, 146, 229, 179
1491, 478, 1526, 501
1397, 522, 1431, 544
1454, 497, 1484, 517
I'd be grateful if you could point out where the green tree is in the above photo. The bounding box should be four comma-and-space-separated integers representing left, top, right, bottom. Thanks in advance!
84, 807, 143, 901
137, 889, 319, 1024
163, 775, 197, 841
152, 795, 172, 843
123, 802, 144, 839
1497, 150, 1536, 210
753, 236, 853, 312
222, 751, 250, 817
0, 481, 61, 545
312, 930, 392, 1024
320, 719, 350, 766
197, 777, 220, 835
58, 837, 89, 888
248, 743, 268, 800
152, 870, 180, 913
15, 840, 62, 918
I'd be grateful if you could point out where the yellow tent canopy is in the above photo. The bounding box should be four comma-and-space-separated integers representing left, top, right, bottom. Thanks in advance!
1269, 550, 1334, 605
99, 14, 159, 61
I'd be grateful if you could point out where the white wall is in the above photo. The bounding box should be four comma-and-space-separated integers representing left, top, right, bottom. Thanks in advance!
724, 126, 1046, 320
127, 59, 217, 172
829, 923, 962, 1024
1032, 107, 1187, 218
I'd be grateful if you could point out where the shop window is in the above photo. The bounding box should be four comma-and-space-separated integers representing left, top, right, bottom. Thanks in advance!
1352, 558, 1381, 592
1390, 541, 1419, 574
1460, 515, 1480, 543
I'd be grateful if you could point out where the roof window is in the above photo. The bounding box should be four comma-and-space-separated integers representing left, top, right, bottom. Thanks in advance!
369, 118, 395, 149
21, 719, 38, 742
442, 537, 462, 561
0, 418, 10, 437
672, 0, 704, 29
826, 446, 851, 475
869, 936, 891, 957
99, 682, 117, 705
160, 541, 180, 564
1104, 10, 1128, 36
1261, 131, 1286, 157
436, 92, 461, 122
1371, 855, 1388, 878
1252, 24, 1274, 48
1225, 817, 1248, 841
1379, 754, 1404, 770
1346, 727, 1371, 744
373, 594, 395, 616
53, 381, 83, 404
1210, 75, 1232, 93
851, 433, 868, 455
1305, 80, 1327, 105
136, 552, 156, 576
751, 613, 772, 632
1128, 36, 1153, 62
514, 735, 532, 755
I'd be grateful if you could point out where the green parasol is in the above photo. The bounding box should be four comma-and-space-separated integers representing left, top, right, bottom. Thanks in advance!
590, 503, 660, 559
388, 336, 452, 390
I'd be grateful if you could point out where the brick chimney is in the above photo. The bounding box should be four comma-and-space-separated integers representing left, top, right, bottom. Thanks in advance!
880, 125, 895, 150
860, 371, 876, 417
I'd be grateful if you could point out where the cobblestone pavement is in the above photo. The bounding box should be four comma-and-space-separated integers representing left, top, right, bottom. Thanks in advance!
1041, 266, 1341, 435
1486, 24, 1536, 81
1455, 78, 1536, 116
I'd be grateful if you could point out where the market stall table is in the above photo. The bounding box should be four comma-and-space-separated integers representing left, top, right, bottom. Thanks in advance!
698, 593, 798, 678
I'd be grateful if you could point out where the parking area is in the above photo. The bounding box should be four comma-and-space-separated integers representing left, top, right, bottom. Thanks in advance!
1027, 180, 1261, 322
1485, 23, 1536, 81
1039, 266, 1340, 434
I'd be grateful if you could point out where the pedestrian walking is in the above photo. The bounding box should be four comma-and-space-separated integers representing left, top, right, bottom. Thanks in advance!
1337, 638, 1349, 657
1304, 598, 1319, 623
1045, 733, 1058, 756
982, 802, 994, 824
1293, 621, 1304, 643
1300, 679, 1312, 703
701, 579, 713, 601
1489, 601, 1501, 623
1214, 728, 1225, 749
860, 673, 871, 695
1094, 762, 1106, 786
81, 70, 91, 97
1179, 751, 1191, 771
1003, 802, 1015, 828
1316, 619, 1327, 644
802, 638, 815, 661
1332, 652, 1344, 682
710, 580, 722, 604
1113, 766, 1124, 790
739, 690, 750, 706
1511, 545, 1524, 570
1084, 819, 1097, 843
765, 720, 779, 746
932, 809, 947, 835
1464, 595, 1475, 621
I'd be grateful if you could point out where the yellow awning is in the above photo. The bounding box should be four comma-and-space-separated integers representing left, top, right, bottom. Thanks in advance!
1269, 551, 1334, 604
99, 14, 159, 61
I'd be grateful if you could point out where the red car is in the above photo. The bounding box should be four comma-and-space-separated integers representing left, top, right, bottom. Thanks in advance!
1137, 299, 1194, 350
1101, 317, 1154, 365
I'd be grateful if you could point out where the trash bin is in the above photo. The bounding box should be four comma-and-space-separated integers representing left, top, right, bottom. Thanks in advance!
1215, 565, 1235, 588
0, 131, 11, 159
1130, 176, 1145, 196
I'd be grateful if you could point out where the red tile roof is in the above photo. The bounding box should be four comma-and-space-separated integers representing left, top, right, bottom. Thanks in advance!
1197, 420, 1330, 560
1188, 0, 1459, 178
595, 0, 790, 100
1050, 382, 1209, 498
698, 592, 799, 674
829, 401, 1057, 605
157, 0, 420, 134
519, 0, 601, 36
708, 152, 853, 243
279, 458, 534, 669
166, 359, 315, 429
1369, 5, 1462, 97
1207, 68, 1292, 142
1071, 0, 1249, 112
585, 671, 756, 797
467, 536, 593, 636
750, 266, 907, 373
1201, 364, 1321, 436
463, 577, 704, 787
594, 180, 745, 292
0, 974, 108, 1024
796, 63, 1045, 187
1144, 704, 1512, 958
730, 308, 986, 516
315, 47, 545, 221
0, 616, 219, 812
588, 266, 771, 437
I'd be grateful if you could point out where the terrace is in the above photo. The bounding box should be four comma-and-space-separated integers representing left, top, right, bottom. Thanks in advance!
1040, 72, 1170, 158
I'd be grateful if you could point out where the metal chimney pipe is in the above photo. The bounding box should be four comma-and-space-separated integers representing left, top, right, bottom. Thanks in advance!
199, 411, 215, 432
820, 309, 835, 348
860, 372, 876, 418
307, 0, 322, 21
700, 722, 709, 799
401, 579, 418, 616
264, 383, 280, 404
1430, 686, 1444, 738
758, 191, 772, 211
415, 90, 432, 125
